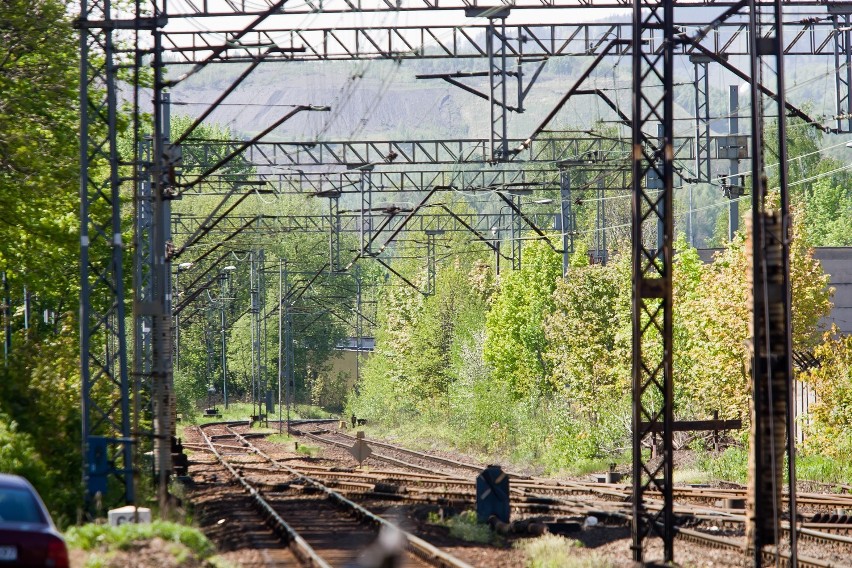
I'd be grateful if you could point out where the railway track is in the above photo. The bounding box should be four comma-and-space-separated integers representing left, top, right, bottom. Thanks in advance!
198, 422, 475, 568
295, 428, 483, 479
190, 421, 851, 566
293, 425, 852, 526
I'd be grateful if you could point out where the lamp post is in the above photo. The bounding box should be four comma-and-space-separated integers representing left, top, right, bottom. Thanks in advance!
492, 203, 518, 273
490, 226, 501, 276
221, 265, 236, 409
174, 262, 192, 373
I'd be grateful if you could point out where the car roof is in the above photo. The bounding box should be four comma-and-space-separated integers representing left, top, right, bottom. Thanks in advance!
0, 474, 35, 490
0, 474, 54, 527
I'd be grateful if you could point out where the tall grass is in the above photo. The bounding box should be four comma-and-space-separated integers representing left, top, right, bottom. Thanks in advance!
65, 521, 215, 557
515, 534, 612, 568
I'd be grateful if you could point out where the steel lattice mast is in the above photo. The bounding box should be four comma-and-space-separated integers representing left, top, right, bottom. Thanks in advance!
78, 0, 145, 511
631, 0, 676, 562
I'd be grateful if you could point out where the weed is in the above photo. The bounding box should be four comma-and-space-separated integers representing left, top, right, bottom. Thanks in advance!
266, 433, 296, 444
82, 553, 110, 568
428, 510, 494, 544
516, 534, 612, 568
797, 452, 852, 485
65, 520, 215, 559
209, 556, 239, 568
695, 446, 749, 483
297, 444, 320, 458
169, 542, 190, 564
673, 467, 713, 485
186, 402, 334, 425
293, 404, 335, 419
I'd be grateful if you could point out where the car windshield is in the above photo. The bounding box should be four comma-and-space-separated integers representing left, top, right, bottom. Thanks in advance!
0, 487, 46, 524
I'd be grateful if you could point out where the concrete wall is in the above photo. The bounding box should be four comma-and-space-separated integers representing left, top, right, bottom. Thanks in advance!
328, 348, 372, 389
813, 248, 852, 336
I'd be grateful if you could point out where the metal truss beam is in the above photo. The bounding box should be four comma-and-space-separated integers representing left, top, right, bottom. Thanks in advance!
487, 17, 509, 161
132, 138, 153, 486
425, 230, 443, 294
727, 85, 742, 240
557, 170, 574, 274
631, 0, 675, 563
160, 18, 847, 63
163, 0, 848, 18
593, 176, 607, 264
691, 55, 713, 183
176, 135, 712, 169
831, 6, 852, 132
179, 166, 632, 196
327, 195, 342, 271
170, 211, 558, 242
360, 169, 374, 255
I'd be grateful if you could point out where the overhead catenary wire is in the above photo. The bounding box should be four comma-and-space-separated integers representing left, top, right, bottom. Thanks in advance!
163, 5, 851, 292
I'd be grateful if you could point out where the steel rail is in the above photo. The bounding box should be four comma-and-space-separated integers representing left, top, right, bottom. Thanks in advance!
221, 425, 477, 568
336, 431, 484, 471
315, 428, 528, 477
675, 527, 840, 568
203, 422, 852, 563
298, 430, 468, 478
198, 425, 333, 568
312, 428, 852, 559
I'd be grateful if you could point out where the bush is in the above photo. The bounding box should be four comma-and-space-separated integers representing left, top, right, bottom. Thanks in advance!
0, 328, 82, 527
174, 369, 203, 422
428, 510, 494, 544
797, 450, 852, 485
65, 520, 215, 558
696, 446, 749, 483
515, 534, 610, 568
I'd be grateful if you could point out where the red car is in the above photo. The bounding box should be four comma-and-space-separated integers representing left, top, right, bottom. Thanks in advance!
0, 474, 68, 567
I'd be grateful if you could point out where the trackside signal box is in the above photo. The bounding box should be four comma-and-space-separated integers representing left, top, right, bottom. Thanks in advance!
476, 465, 510, 523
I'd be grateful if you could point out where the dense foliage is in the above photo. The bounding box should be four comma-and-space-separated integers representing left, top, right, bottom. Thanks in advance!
349, 205, 835, 473
0, 0, 80, 300
800, 329, 852, 457
485, 242, 563, 398
0, 0, 85, 525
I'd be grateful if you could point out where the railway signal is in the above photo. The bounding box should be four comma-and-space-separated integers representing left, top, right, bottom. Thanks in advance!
350, 431, 372, 466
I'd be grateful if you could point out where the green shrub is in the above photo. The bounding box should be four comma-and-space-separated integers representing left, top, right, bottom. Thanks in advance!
696, 446, 749, 483
0, 415, 50, 491
516, 534, 608, 568
174, 370, 203, 423
428, 510, 494, 544
797, 451, 852, 485
65, 520, 215, 559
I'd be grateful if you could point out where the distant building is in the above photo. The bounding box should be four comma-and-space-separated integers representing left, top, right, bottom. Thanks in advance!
330, 337, 375, 387
696, 247, 852, 336
335, 337, 376, 352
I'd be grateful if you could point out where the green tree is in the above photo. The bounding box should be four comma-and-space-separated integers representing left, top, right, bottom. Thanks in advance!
169, 116, 356, 412
675, 204, 832, 421
800, 174, 852, 246
0, 322, 82, 526
544, 252, 631, 412
348, 199, 495, 422
484, 240, 562, 398
0, 0, 89, 525
800, 328, 852, 457
0, 0, 80, 306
